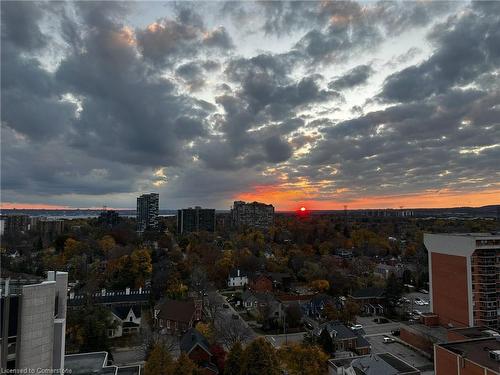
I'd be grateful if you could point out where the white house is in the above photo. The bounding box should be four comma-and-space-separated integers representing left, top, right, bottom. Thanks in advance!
108, 305, 142, 338
228, 269, 248, 288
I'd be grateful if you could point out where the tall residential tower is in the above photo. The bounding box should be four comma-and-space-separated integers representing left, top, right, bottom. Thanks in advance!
137, 193, 159, 232
177, 207, 216, 235
231, 201, 274, 229
424, 233, 500, 329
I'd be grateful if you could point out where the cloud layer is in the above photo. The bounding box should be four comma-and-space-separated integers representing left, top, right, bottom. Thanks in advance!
1, 1, 499, 209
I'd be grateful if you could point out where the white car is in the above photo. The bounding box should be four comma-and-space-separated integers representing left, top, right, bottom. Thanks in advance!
414, 297, 426, 305
350, 324, 363, 330
383, 336, 395, 343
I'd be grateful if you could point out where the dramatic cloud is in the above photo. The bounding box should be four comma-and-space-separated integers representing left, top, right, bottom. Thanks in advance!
329, 64, 373, 90
1, 1, 499, 209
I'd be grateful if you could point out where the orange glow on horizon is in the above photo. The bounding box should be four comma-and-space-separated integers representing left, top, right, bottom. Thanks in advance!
300, 207, 306, 212
235, 186, 500, 211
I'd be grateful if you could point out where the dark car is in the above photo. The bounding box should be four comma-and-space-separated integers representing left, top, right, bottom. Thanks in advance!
223, 303, 230, 308
232, 314, 239, 320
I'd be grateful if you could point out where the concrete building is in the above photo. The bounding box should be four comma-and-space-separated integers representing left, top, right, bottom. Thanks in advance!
231, 201, 274, 229
136, 193, 159, 232
177, 207, 215, 235
434, 337, 500, 375
328, 353, 420, 375
424, 233, 500, 329
0, 271, 68, 371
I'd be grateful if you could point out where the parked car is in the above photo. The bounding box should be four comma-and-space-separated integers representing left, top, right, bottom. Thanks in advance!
304, 322, 314, 330
412, 309, 422, 315
419, 289, 429, 294
414, 298, 425, 306
383, 336, 395, 343
391, 329, 400, 336
232, 314, 239, 320
350, 324, 363, 330
223, 303, 230, 309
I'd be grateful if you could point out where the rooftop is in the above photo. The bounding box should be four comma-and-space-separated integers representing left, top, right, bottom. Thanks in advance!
329, 353, 419, 374
180, 328, 211, 355
449, 326, 500, 340
313, 321, 358, 340
350, 287, 385, 299
156, 298, 196, 323
64, 352, 141, 375
438, 337, 500, 372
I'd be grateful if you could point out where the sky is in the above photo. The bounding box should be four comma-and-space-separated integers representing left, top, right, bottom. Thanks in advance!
1, 1, 499, 210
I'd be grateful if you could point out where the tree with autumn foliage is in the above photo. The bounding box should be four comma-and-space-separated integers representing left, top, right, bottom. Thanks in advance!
241, 338, 280, 375
278, 343, 328, 375
172, 353, 201, 375
224, 342, 243, 375
309, 279, 330, 292
144, 343, 174, 375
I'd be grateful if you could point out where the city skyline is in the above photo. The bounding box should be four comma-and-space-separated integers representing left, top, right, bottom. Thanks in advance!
1, 1, 499, 211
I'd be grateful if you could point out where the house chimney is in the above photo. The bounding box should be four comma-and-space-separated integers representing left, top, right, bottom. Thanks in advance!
101, 288, 106, 296
126, 287, 130, 295
139, 287, 143, 294
237, 269, 240, 277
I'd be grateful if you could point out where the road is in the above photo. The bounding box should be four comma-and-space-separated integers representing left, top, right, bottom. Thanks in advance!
216, 292, 257, 342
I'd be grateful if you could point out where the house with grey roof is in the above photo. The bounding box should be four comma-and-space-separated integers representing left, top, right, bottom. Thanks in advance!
180, 328, 218, 374
314, 321, 371, 355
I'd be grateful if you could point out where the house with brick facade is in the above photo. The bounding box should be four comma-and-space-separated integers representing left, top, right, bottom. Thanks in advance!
313, 321, 371, 355
248, 273, 273, 292
349, 287, 385, 315
154, 299, 198, 335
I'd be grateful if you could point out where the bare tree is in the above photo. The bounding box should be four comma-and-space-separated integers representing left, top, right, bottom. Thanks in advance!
141, 315, 179, 358
205, 291, 224, 323
213, 316, 253, 349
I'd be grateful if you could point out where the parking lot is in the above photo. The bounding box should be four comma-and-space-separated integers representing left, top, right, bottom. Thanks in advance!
367, 334, 433, 371
401, 291, 431, 317
356, 316, 401, 336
